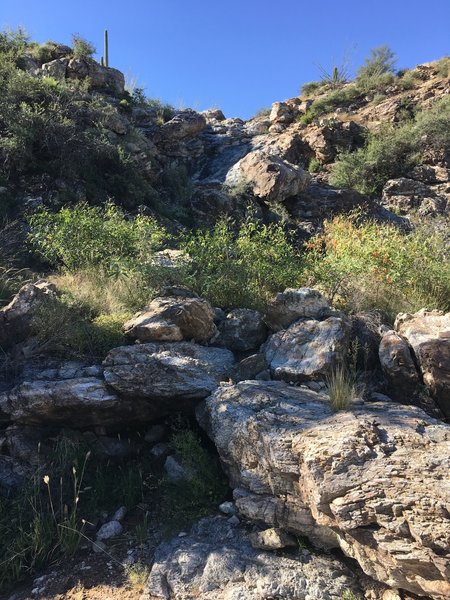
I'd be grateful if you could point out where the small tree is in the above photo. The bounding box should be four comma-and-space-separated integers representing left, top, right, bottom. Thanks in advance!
357, 45, 397, 79
72, 34, 96, 59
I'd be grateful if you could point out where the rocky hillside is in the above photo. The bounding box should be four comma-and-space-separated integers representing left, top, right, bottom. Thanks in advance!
0, 33, 449, 600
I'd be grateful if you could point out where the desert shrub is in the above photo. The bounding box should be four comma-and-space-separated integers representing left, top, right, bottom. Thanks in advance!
180, 218, 303, 310
161, 164, 194, 223
355, 45, 397, 93
331, 95, 450, 194
300, 80, 323, 96
28, 202, 167, 271
434, 56, 450, 77
71, 34, 95, 59
330, 122, 418, 194
29, 296, 128, 359
299, 85, 360, 124
308, 157, 323, 173
28, 40, 63, 64
396, 70, 418, 90
0, 47, 155, 210
356, 45, 396, 87
415, 95, 450, 153
253, 107, 271, 118
130, 88, 175, 122
304, 214, 450, 319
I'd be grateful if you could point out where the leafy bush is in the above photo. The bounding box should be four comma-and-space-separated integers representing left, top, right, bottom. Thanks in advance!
300, 80, 323, 96
434, 56, 450, 77
181, 218, 303, 310
330, 123, 418, 194
71, 34, 96, 59
308, 157, 323, 173
355, 46, 397, 93
0, 46, 156, 211
331, 95, 450, 194
304, 214, 450, 319
28, 202, 166, 271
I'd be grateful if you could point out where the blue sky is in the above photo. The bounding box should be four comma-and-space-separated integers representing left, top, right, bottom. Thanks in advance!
1, 0, 449, 119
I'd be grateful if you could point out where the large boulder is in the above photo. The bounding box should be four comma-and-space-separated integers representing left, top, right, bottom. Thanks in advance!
198, 380, 450, 599
303, 121, 364, 163
395, 309, 450, 417
155, 109, 207, 142
0, 364, 124, 427
103, 342, 234, 400
144, 516, 363, 600
123, 296, 217, 344
264, 316, 350, 382
0, 280, 56, 349
42, 57, 125, 95
216, 308, 267, 353
379, 330, 422, 400
225, 150, 310, 203
382, 178, 446, 216
264, 288, 330, 331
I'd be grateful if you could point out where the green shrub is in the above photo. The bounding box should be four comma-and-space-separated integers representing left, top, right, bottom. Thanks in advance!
330, 122, 418, 194
300, 80, 324, 96
28, 202, 166, 271
180, 218, 303, 310
304, 214, 450, 319
308, 157, 323, 173
355, 46, 397, 92
357, 45, 396, 80
71, 34, 96, 59
160, 427, 228, 530
299, 85, 360, 124
331, 95, 450, 194
434, 56, 450, 77
253, 107, 271, 118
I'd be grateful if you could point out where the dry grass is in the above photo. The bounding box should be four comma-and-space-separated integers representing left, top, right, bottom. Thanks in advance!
123, 562, 150, 590
326, 365, 361, 412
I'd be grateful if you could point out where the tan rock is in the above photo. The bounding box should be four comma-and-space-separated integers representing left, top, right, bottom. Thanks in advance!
123, 296, 216, 344
198, 380, 450, 599
395, 309, 450, 417
225, 150, 310, 203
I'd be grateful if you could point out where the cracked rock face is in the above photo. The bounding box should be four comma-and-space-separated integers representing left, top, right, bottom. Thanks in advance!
123, 296, 217, 344
198, 380, 450, 599
103, 342, 234, 400
264, 316, 350, 382
225, 149, 311, 203
143, 516, 362, 600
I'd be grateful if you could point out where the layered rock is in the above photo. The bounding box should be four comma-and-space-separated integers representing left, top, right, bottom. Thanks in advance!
396, 309, 450, 417
198, 380, 450, 599
144, 516, 363, 600
123, 295, 217, 344
264, 316, 350, 382
0, 280, 56, 349
103, 342, 234, 400
264, 287, 330, 331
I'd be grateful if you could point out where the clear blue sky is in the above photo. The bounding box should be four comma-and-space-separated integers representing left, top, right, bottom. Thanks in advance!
1, 0, 449, 119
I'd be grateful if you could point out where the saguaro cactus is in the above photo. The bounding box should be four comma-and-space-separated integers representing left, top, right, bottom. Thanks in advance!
104, 29, 109, 67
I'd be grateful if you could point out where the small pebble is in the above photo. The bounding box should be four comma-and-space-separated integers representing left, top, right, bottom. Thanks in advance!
228, 515, 240, 526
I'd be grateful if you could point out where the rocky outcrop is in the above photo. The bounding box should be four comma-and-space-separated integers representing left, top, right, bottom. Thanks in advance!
144, 516, 363, 600
155, 110, 207, 142
303, 121, 364, 163
264, 287, 330, 331
396, 309, 450, 417
103, 342, 234, 400
379, 330, 422, 400
198, 380, 450, 599
382, 177, 447, 216
216, 309, 267, 352
0, 280, 56, 349
264, 316, 350, 382
225, 150, 310, 203
0, 363, 123, 427
41, 57, 125, 95
123, 295, 217, 344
